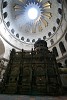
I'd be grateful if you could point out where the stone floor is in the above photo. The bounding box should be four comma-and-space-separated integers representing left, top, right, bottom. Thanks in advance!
0, 95, 67, 100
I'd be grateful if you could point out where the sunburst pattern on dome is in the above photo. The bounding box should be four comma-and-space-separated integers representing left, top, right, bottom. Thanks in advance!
2, 0, 62, 44
13, 0, 52, 33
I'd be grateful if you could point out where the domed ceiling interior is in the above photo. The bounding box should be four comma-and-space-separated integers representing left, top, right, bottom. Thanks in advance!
1, 0, 62, 45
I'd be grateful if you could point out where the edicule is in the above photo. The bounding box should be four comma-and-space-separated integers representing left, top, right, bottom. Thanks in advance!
0, 40, 62, 95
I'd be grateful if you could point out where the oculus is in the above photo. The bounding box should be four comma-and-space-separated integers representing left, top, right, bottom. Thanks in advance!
28, 7, 38, 20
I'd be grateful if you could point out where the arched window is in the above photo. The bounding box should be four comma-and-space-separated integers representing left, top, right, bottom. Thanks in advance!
3, 1, 7, 8
43, 36, 46, 40
16, 34, 19, 38
59, 42, 66, 54
48, 32, 51, 37
57, 0, 62, 3
65, 33, 67, 42
52, 47, 58, 57
56, 18, 60, 25
32, 39, 35, 43
3, 12, 7, 19
53, 26, 56, 32
58, 8, 62, 15
21, 37, 24, 41
27, 38, 30, 42
6, 21, 10, 27
11, 29, 15, 34
50, 39, 54, 45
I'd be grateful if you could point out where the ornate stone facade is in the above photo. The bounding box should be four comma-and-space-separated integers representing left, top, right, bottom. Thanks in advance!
0, 40, 62, 95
